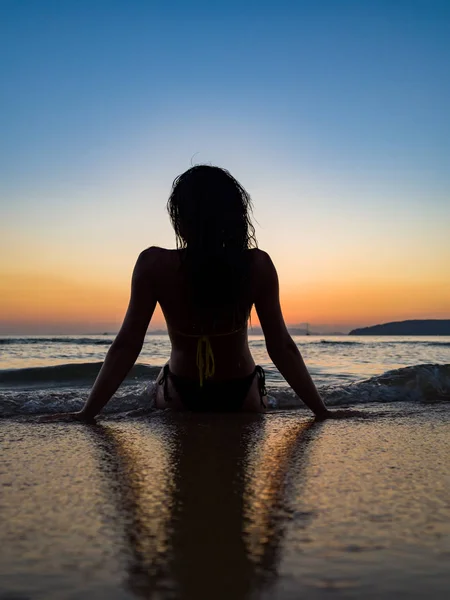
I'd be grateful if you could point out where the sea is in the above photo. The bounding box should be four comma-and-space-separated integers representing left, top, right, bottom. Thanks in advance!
1, 334, 449, 417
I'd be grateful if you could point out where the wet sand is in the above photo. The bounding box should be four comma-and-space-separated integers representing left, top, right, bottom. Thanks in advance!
1, 404, 449, 599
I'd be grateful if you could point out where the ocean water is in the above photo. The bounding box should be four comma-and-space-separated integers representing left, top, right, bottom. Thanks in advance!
0, 334, 449, 417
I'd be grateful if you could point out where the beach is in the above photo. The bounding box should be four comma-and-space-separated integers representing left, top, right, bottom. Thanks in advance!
1, 403, 449, 599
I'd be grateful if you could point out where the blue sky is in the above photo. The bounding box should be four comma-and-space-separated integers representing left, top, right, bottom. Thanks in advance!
1, 0, 449, 332
2, 0, 449, 187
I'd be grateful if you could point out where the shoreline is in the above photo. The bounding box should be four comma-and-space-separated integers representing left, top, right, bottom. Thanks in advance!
1, 405, 449, 599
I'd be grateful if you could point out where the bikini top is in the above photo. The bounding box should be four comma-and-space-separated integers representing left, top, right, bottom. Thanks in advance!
170, 326, 247, 386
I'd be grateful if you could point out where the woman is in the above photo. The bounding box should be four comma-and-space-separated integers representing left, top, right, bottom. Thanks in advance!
48, 165, 348, 420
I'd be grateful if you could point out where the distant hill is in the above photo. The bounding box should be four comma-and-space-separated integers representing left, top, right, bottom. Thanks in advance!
349, 319, 450, 336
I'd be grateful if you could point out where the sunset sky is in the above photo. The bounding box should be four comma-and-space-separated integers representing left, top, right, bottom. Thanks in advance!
1, 0, 449, 334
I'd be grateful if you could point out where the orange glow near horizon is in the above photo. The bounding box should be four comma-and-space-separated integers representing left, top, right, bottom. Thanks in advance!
1, 268, 449, 334
278, 279, 450, 326
0, 272, 133, 333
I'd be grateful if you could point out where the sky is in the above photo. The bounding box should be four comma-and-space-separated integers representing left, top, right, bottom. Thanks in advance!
1, 0, 449, 334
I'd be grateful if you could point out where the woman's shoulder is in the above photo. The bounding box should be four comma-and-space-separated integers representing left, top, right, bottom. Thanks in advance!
138, 247, 272, 261
135, 247, 180, 274
248, 248, 274, 269
138, 246, 180, 260
135, 246, 275, 275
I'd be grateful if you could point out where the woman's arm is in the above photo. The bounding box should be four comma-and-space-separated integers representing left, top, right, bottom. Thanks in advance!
43, 249, 158, 422
254, 251, 329, 418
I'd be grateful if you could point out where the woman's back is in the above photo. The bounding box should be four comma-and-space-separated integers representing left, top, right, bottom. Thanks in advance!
149, 246, 262, 380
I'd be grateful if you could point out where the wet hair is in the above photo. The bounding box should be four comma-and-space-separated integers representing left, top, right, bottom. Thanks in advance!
167, 165, 258, 327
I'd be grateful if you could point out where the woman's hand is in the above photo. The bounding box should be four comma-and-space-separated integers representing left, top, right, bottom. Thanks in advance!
38, 411, 96, 423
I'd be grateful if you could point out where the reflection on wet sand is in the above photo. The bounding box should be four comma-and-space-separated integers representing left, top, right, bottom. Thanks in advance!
244, 419, 317, 573
91, 421, 176, 597
92, 415, 318, 599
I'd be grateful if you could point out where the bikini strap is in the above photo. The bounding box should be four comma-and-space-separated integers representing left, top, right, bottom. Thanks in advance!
255, 365, 267, 408
196, 336, 215, 387
170, 326, 246, 386
157, 364, 171, 403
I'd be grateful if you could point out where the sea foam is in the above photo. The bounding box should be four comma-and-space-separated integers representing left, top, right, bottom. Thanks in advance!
0, 363, 449, 418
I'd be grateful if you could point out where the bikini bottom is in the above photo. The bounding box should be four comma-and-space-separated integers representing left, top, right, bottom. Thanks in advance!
157, 364, 267, 412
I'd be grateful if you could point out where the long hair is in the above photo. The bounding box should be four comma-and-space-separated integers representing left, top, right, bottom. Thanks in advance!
167, 165, 257, 328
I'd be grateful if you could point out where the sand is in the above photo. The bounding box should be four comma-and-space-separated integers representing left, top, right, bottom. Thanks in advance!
1, 404, 449, 599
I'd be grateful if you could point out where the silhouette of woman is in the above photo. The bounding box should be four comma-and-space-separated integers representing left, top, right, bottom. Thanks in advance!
44, 165, 353, 419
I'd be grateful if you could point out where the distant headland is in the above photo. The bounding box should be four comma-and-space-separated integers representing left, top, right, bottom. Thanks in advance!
349, 319, 450, 336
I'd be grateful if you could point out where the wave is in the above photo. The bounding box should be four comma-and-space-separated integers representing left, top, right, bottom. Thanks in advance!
385, 340, 450, 348
0, 363, 449, 418
314, 339, 450, 347
266, 364, 450, 409
0, 362, 161, 387
0, 337, 114, 346
0, 383, 157, 419
314, 362, 450, 407
316, 340, 363, 345
2, 337, 449, 353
